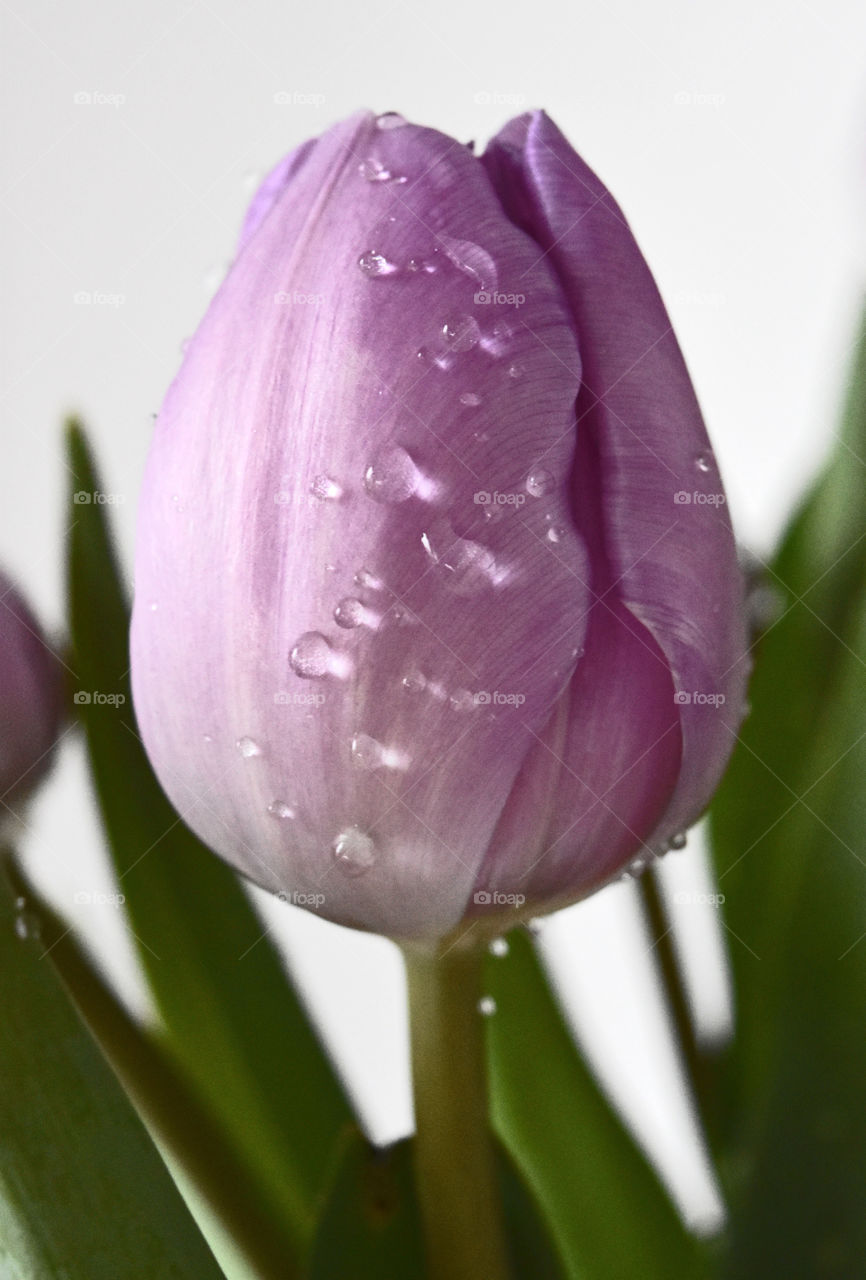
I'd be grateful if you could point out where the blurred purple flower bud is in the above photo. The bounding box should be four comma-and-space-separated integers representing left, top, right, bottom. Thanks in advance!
131, 109, 748, 940
0, 569, 63, 811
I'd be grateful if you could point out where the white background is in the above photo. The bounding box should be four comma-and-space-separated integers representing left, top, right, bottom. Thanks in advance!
2, 0, 866, 1271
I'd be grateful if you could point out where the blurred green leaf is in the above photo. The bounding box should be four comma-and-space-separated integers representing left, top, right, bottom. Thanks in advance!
65, 421, 353, 1261
486, 930, 704, 1279
0, 855, 224, 1280
710, 307, 866, 1276
307, 1128, 568, 1280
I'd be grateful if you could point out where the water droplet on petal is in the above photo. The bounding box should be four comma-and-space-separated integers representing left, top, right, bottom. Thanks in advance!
449, 688, 476, 712
359, 157, 393, 182
442, 316, 481, 352
489, 937, 509, 957
508, 362, 525, 379
268, 800, 296, 820
149, 601, 158, 611
376, 111, 407, 130
440, 237, 498, 291
526, 468, 555, 498
203, 734, 213, 743
236, 736, 261, 758
358, 250, 397, 277
364, 445, 420, 504
332, 826, 377, 877
478, 995, 497, 1016
625, 852, 654, 878
310, 474, 343, 501
354, 568, 384, 592
408, 257, 438, 274
351, 733, 386, 770
695, 453, 711, 473
668, 831, 688, 851
546, 525, 565, 544
289, 631, 349, 679
402, 670, 427, 694
334, 597, 365, 629
459, 391, 482, 406
423, 530, 505, 594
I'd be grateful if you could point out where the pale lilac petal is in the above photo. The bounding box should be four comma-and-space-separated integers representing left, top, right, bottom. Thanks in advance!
482, 111, 748, 853
131, 112, 591, 938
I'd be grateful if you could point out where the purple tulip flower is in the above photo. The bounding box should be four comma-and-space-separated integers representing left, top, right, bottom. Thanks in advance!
0, 569, 63, 812
130, 109, 748, 941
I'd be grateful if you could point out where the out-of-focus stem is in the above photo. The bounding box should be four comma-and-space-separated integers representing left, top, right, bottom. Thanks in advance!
402, 941, 509, 1280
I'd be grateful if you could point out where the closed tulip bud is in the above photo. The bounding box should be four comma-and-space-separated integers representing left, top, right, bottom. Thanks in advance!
0, 569, 63, 810
131, 109, 748, 941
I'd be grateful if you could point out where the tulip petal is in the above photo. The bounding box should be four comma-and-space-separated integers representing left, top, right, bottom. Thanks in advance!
482, 111, 749, 853
132, 112, 593, 938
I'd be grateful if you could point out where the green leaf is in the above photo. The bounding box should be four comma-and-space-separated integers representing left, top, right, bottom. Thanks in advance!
307, 1129, 568, 1280
65, 421, 353, 1260
0, 855, 224, 1280
709, 307, 866, 1275
307, 1133, 427, 1280
486, 930, 705, 1280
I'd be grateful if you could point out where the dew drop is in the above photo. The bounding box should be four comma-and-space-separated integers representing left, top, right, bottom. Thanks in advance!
402, 670, 427, 694
289, 631, 335, 678
14, 900, 41, 942
489, 937, 509, 957
508, 362, 525, 379
388, 604, 417, 627
440, 237, 498, 291
408, 257, 438, 274
268, 800, 296, 820
332, 826, 377, 877
236, 736, 261, 758
625, 852, 654, 878
478, 995, 497, 1017
668, 831, 688, 851
358, 250, 396, 277
695, 453, 712, 473
364, 445, 419, 504
351, 733, 386, 770
334, 597, 365, 629
354, 567, 384, 592
449, 688, 476, 712
545, 525, 565, 544
526, 468, 555, 498
442, 316, 481, 353
480, 321, 514, 357
359, 157, 393, 182
459, 391, 482, 406
376, 111, 407, 130
310, 474, 343, 501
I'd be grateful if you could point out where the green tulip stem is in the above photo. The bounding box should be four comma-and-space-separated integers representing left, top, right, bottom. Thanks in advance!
402, 941, 510, 1280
